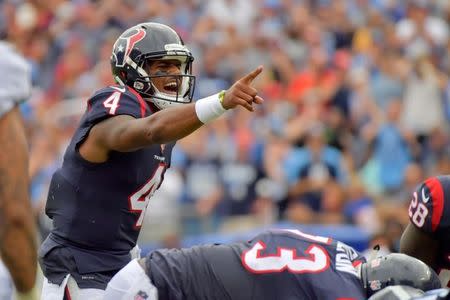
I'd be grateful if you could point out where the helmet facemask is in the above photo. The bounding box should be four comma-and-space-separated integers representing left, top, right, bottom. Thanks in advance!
132, 53, 195, 110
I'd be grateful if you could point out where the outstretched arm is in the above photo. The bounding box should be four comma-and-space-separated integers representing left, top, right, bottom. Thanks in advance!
80, 66, 264, 161
400, 223, 439, 269
0, 107, 37, 293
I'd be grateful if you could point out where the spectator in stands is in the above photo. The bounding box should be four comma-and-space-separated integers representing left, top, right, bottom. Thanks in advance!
343, 176, 381, 235
364, 100, 416, 194
401, 56, 447, 160
283, 122, 347, 223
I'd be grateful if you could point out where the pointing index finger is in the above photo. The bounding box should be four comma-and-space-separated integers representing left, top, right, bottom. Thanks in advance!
240, 65, 263, 84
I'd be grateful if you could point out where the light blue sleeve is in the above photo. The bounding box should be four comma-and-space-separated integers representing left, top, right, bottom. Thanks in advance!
0, 42, 31, 117
323, 147, 348, 185
282, 148, 310, 185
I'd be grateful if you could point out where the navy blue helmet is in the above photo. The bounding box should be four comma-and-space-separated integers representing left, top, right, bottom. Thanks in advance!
110, 22, 195, 110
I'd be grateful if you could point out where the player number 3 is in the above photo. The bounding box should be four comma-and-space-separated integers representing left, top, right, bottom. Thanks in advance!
242, 230, 330, 274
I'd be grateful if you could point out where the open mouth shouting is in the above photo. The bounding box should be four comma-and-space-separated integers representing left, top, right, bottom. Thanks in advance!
163, 79, 180, 95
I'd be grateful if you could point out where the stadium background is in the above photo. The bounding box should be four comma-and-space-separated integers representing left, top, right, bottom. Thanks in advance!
2, 0, 450, 263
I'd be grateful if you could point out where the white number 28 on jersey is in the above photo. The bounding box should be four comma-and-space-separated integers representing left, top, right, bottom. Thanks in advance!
241, 230, 331, 274
408, 191, 429, 228
128, 164, 165, 229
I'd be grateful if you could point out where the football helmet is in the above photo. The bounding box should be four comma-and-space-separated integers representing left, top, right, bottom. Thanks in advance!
361, 253, 441, 297
110, 22, 195, 110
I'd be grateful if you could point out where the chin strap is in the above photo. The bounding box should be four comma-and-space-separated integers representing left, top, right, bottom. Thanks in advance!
362, 244, 382, 295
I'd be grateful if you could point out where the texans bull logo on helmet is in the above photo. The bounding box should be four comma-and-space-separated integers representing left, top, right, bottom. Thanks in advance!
112, 28, 147, 67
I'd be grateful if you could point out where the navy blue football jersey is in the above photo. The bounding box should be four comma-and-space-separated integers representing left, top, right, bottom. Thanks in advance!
41, 85, 174, 274
146, 229, 366, 300
408, 176, 450, 287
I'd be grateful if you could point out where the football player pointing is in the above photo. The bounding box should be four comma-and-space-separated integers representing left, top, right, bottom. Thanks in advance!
38, 22, 263, 299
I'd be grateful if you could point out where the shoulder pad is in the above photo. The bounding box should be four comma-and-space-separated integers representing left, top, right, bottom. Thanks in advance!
85, 86, 150, 124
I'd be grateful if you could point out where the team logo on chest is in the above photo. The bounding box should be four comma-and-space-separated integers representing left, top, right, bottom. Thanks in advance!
112, 28, 146, 67
153, 155, 165, 162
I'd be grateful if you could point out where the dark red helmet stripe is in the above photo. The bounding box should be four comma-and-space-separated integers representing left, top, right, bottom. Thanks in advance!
425, 177, 444, 232
125, 29, 146, 59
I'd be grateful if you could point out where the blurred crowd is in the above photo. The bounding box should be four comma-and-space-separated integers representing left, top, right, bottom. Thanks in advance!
2, 0, 450, 253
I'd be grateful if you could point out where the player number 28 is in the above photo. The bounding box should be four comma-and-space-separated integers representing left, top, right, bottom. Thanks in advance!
242, 230, 330, 274
408, 191, 429, 228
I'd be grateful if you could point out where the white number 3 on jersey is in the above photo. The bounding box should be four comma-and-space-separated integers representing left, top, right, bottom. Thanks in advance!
242, 230, 330, 274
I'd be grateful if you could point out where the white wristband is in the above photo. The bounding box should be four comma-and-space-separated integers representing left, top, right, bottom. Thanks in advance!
195, 92, 227, 124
